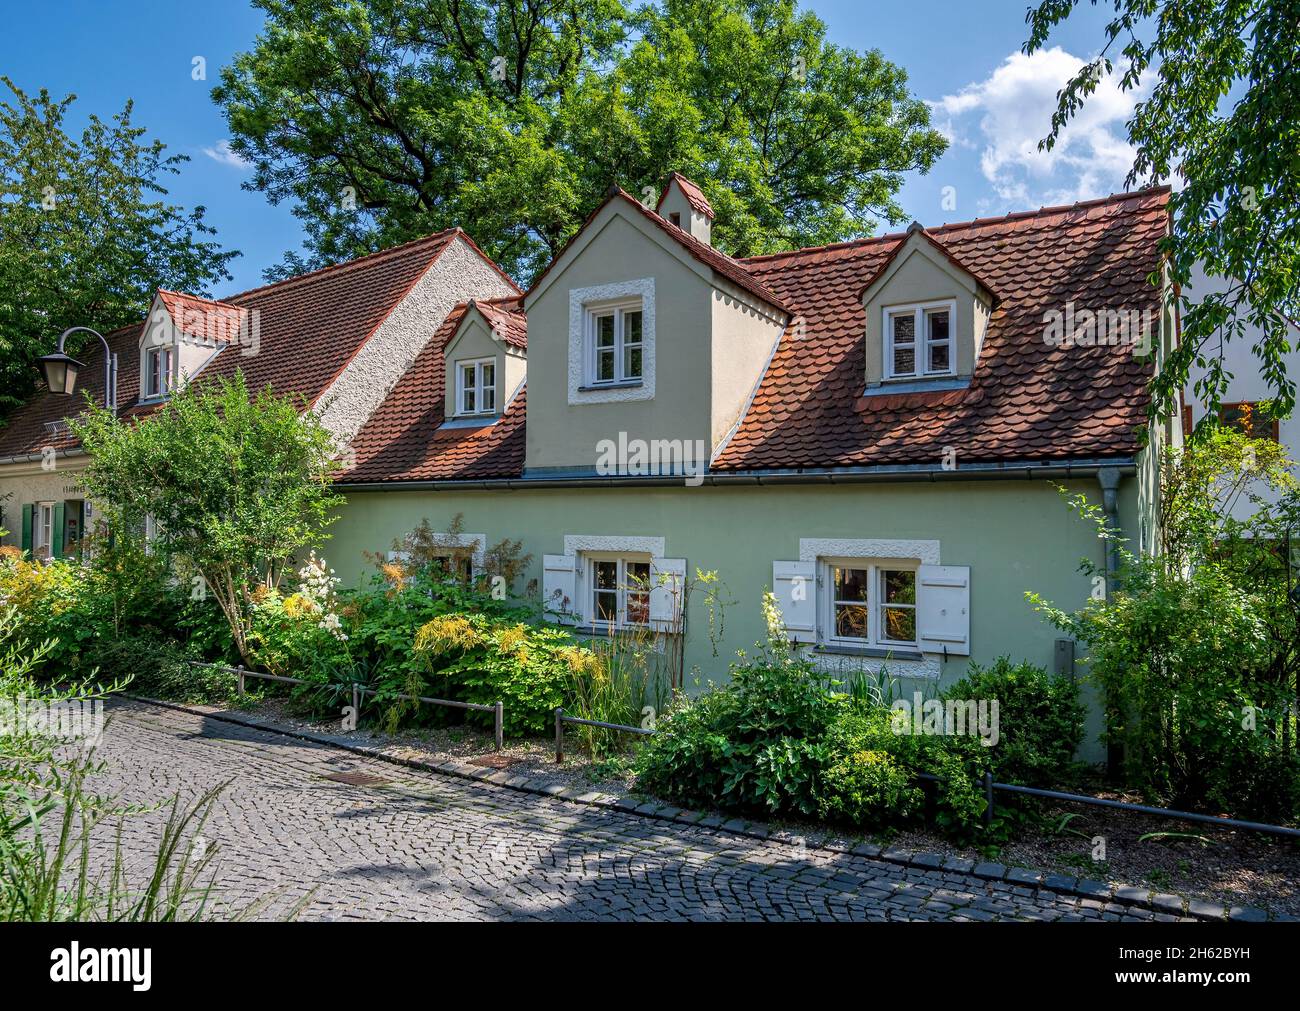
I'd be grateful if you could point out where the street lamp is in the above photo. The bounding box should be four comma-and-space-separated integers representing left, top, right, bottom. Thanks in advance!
38, 326, 117, 411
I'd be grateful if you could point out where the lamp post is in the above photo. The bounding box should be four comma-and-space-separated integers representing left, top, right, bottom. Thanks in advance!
38, 327, 116, 411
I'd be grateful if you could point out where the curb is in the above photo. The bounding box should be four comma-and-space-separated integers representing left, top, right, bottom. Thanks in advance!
124, 695, 1285, 923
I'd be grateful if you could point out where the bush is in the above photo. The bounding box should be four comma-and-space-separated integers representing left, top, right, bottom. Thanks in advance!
410, 614, 577, 736
636, 595, 841, 817
818, 707, 923, 826
941, 657, 1085, 788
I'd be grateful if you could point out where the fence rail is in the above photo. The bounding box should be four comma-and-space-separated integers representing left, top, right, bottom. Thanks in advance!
187, 661, 504, 750
552, 707, 653, 763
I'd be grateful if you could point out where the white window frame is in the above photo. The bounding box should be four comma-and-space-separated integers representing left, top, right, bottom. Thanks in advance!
820, 557, 919, 649
455, 357, 496, 417
585, 298, 644, 387
145, 346, 173, 399
33, 501, 54, 559
584, 552, 652, 630
883, 299, 956, 380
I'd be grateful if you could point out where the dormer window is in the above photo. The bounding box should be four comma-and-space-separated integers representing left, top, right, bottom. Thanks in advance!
587, 300, 643, 386
884, 300, 955, 380
145, 346, 173, 399
455, 358, 496, 416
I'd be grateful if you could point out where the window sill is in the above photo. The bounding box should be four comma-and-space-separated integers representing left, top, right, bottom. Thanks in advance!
578, 380, 643, 393
810, 643, 924, 661
865, 375, 966, 395
444, 414, 498, 428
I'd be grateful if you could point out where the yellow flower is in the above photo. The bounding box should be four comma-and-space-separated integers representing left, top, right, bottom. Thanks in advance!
414, 615, 481, 654
283, 592, 318, 618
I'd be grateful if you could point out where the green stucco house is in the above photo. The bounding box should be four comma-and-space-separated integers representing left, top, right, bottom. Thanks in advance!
0, 175, 1178, 725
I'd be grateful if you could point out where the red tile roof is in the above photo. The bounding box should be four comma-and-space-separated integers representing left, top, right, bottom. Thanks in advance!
656, 172, 714, 217
470, 297, 528, 350
0, 229, 489, 460
714, 187, 1169, 470
155, 290, 247, 343
340, 300, 527, 482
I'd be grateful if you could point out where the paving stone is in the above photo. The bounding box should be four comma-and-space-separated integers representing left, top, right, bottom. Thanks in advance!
972, 862, 1007, 880
1186, 899, 1225, 920
942, 856, 975, 873
1006, 868, 1043, 886
1228, 906, 1269, 923
89, 699, 1202, 923
1042, 874, 1077, 892
1114, 885, 1150, 905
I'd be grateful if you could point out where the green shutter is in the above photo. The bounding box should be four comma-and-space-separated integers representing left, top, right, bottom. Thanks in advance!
21, 504, 32, 555
52, 501, 66, 559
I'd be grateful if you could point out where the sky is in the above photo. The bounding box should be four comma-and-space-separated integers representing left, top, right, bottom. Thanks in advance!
0, 0, 1137, 296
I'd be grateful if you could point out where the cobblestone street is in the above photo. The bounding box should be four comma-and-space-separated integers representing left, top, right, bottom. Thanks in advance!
86, 699, 1165, 921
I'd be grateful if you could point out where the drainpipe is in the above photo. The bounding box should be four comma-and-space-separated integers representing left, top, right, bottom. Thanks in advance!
1097, 466, 1122, 591
1096, 465, 1123, 780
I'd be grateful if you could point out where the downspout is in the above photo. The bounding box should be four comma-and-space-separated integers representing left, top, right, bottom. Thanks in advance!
1097, 465, 1123, 780
1097, 466, 1122, 589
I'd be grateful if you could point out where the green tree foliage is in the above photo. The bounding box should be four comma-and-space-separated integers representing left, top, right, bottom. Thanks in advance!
214, 0, 946, 280
69, 374, 343, 666
1029, 429, 1300, 819
0, 78, 237, 414
1024, 1, 1300, 419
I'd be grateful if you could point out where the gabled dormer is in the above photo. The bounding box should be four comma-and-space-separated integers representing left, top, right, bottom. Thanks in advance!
859, 223, 995, 391
441, 298, 527, 422
139, 290, 247, 402
521, 180, 788, 473
655, 172, 714, 246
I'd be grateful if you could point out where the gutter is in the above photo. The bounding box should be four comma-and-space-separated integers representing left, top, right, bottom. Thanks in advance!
0, 447, 88, 468
336, 456, 1137, 493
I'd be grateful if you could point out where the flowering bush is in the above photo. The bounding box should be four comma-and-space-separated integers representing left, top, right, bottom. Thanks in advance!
248, 553, 354, 683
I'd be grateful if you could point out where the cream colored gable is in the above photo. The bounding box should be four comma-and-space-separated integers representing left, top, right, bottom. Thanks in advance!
861, 230, 993, 386
442, 308, 525, 420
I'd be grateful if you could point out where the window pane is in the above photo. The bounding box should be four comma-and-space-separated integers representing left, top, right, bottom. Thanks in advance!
594, 560, 618, 590
623, 310, 642, 344
462, 386, 475, 412
881, 569, 916, 605
596, 314, 616, 348
624, 344, 642, 379
460, 364, 475, 392
481, 361, 494, 388
891, 313, 915, 344
882, 606, 916, 643
835, 604, 869, 640
481, 363, 496, 411
833, 567, 868, 602
926, 310, 949, 342
893, 346, 915, 374
594, 590, 618, 622
626, 592, 649, 624
625, 561, 650, 586
597, 348, 615, 382
928, 341, 950, 372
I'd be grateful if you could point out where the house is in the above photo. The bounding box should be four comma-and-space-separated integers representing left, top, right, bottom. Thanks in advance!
0, 175, 1178, 727
331, 176, 1178, 702
1182, 264, 1300, 519
0, 228, 518, 557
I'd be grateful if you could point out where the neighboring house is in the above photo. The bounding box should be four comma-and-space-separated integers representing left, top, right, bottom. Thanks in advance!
0, 175, 1178, 739
0, 228, 519, 558
1182, 264, 1300, 519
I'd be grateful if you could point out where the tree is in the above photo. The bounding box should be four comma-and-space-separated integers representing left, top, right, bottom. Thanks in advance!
213, 0, 946, 280
69, 374, 344, 666
0, 79, 238, 415
1024, 1, 1300, 422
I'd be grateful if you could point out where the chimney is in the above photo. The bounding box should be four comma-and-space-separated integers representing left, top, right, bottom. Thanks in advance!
656, 172, 714, 246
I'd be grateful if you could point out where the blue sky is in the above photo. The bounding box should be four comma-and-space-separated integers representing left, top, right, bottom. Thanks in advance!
0, 0, 1134, 295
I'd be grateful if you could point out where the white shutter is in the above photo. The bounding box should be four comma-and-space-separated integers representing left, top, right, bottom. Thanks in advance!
543, 554, 578, 625
648, 557, 687, 631
917, 564, 970, 655
772, 560, 817, 642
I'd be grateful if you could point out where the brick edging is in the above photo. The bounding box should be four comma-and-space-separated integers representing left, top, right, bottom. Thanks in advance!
123, 695, 1282, 923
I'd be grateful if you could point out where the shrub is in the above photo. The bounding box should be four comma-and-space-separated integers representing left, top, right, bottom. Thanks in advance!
941, 657, 1085, 788
410, 614, 576, 736
636, 594, 842, 817
818, 707, 923, 827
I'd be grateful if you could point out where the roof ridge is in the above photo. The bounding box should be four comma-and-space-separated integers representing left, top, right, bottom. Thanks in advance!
740, 186, 1171, 266
222, 227, 463, 302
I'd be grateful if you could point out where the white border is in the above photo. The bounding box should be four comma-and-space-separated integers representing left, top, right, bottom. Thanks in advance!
798, 537, 940, 565
568, 278, 656, 404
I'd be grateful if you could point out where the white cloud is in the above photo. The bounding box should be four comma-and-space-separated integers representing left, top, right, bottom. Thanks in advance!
931, 47, 1145, 211
202, 139, 251, 170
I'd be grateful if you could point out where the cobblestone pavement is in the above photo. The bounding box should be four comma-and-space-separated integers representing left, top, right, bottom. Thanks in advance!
85, 699, 1165, 922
